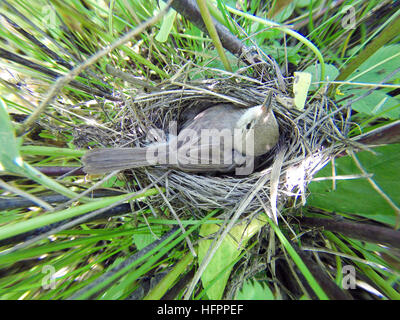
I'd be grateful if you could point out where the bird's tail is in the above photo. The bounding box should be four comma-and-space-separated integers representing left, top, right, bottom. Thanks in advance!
82, 147, 164, 174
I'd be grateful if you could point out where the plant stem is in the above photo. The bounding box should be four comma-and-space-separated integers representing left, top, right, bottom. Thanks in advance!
196, 0, 232, 72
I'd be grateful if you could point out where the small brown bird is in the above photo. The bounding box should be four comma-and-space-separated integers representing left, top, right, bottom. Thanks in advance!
82, 93, 279, 175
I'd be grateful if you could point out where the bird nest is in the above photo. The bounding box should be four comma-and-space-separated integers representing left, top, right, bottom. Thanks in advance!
77, 64, 349, 220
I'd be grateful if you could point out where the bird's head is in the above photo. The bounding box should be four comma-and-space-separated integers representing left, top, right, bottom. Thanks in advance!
234, 92, 280, 156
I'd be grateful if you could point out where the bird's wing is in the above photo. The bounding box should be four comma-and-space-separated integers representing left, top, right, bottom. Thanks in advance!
172, 104, 247, 172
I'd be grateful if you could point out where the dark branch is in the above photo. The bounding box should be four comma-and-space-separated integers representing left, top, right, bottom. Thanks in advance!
355, 120, 400, 145
0, 202, 132, 247
0, 189, 123, 210
167, 0, 244, 56
297, 216, 400, 249
293, 244, 353, 300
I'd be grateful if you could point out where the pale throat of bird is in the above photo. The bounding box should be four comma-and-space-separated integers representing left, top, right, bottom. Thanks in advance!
235, 105, 264, 130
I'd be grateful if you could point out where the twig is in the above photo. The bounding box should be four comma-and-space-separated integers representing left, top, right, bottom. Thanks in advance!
292, 243, 353, 300
297, 216, 400, 248
270, 146, 287, 224
354, 120, 400, 145
0, 178, 53, 211
105, 65, 157, 91
0, 189, 123, 210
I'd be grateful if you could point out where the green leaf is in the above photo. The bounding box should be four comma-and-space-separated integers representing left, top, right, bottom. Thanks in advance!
133, 225, 163, 250
206, 51, 238, 72
339, 45, 400, 119
155, 4, 177, 43
307, 144, 400, 226
340, 89, 400, 120
101, 175, 125, 188
235, 280, 275, 300
198, 217, 266, 300
0, 99, 87, 200
346, 45, 400, 84
263, 42, 301, 65
0, 98, 22, 171
273, 1, 295, 22
293, 71, 312, 110
303, 63, 340, 91
295, 0, 314, 8
20, 146, 85, 157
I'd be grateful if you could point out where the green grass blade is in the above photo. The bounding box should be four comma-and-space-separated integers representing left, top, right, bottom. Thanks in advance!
266, 216, 330, 300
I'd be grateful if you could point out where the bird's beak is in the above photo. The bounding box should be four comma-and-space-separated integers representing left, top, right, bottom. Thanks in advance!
261, 91, 273, 113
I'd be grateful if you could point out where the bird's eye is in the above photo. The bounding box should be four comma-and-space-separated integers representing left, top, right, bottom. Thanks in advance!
246, 122, 252, 130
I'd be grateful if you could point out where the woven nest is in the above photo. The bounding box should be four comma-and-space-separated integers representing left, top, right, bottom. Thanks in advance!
76, 63, 349, 220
